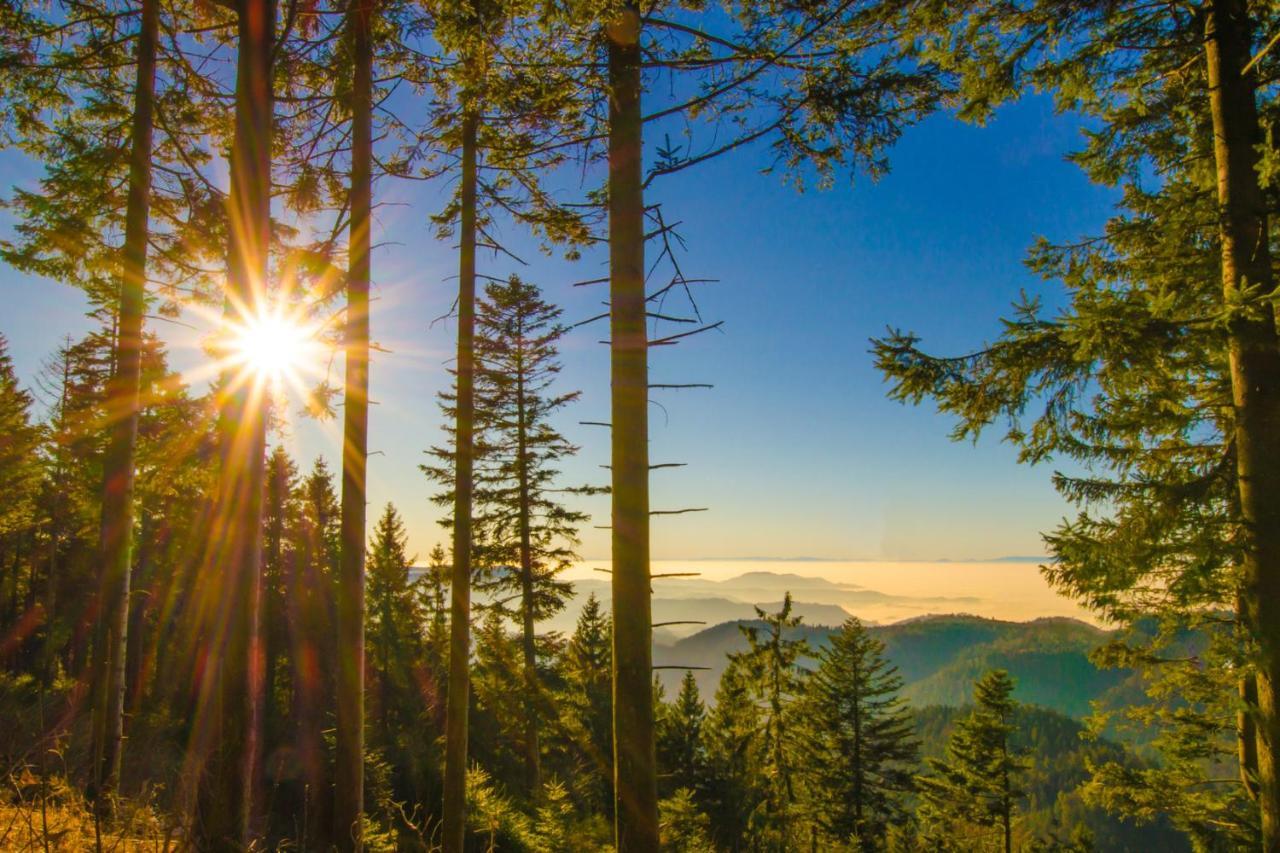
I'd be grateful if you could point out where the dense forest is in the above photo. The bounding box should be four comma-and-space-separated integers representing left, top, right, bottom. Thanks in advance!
1, 0, 1279, 849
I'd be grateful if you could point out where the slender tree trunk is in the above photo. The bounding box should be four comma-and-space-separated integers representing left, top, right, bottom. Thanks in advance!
194, 0, 273, 843
515, 356, 540, 793
89, 0, 158, 803
606, 6, 659, 850
1204, 4, 1280, 849
334, 0, 373, 846
442, 107, 478, 853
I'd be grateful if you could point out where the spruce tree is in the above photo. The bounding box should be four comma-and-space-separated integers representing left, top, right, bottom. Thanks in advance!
658, 670, 708, 801
559, 593, 613, 814
365, 503, 421, 751
469, 274, 590, 793
703, 655, 764, 851
918, 670, 1027, 853
799, 616, 918, 848
733, 592, 811, 849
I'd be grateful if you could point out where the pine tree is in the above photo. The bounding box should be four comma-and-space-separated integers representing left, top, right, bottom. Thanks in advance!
558, 593, 613, 814
798, 617, 918, 848
469, 274, 590, 793
734, 592, 810, 849
880, 0, 1280, 841
702, 655, 763, 852
262, 445, 299, 756
918, 670, 1027, 853
365, 503, 421, 751
658, 670, 708, 800
334, 0, 375, 840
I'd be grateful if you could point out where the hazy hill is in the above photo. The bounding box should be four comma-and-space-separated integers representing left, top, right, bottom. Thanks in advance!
654, 613, 1128, 720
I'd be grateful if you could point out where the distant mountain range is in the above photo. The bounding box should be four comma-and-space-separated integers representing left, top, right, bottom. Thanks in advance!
540, 571, 984, 639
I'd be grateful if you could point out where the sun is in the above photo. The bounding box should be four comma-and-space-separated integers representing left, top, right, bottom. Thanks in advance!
227, 309, 317, 385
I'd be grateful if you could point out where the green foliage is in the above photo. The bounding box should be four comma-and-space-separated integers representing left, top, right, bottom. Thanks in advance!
918, 670, 1028, 852
796, 617, 918, 848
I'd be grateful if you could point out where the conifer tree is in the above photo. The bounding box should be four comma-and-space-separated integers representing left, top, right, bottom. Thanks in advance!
734, 593, 810, 848
365, 504, 421, 751
468, 274, 590, 793
335, 0, 375, 840
880, 0, 1280, 841
703, 655, 763, 851
799, 617, 918, 848
559, 593, 613, 814
918, 670, 1027, 853
658, 670, 708, 800
262, 445, 299, 751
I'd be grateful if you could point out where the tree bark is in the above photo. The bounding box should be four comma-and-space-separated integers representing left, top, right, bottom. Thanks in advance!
193, 0, 273, 843
1204, 3, 1280, 849
88, 0, 158, 803
334, 0, 372, 846
606, 7, 660, 850
515, 346, 541, 794
441, 107, 478, 853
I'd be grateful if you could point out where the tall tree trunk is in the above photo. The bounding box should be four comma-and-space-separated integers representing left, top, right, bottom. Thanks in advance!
89, 0, 158, 803
441, 106, 478, 853
335, 0, 373, 847
606, 7, 659, 850
515, 354, 540, 794
1204, 3, 1280, 849
194, 0, 273, 843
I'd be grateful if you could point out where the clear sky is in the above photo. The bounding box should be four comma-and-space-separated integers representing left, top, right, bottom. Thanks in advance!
0, 93, 1117, 564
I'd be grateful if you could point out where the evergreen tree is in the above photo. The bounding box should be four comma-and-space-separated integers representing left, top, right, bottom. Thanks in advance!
364, 503, 421, 750
880, 0, 1280, 841
658, 670, 708, 800
470, 274, 590, 793
659, 787, 716, 853
703, 655, 763, 852
798, 616, 918, 848
918, 670, 1027, 853
734, 592, 811, 849
558, 593, 613, 815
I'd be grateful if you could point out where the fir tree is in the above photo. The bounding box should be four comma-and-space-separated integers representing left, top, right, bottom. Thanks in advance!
798, 616, 918, 848
734, 592, 811, 849
918, 670, 1027, 853
559, 593, 613, 815
470, 274, 590, 793
658, 670, 708, 801
365, 503, 421, 749
703, 655, 763, 852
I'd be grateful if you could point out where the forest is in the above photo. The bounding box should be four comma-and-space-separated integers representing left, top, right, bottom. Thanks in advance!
1, 0, 1279, 850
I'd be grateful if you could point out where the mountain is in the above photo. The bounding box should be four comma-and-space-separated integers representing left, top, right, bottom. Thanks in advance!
654, 613, 1129, 720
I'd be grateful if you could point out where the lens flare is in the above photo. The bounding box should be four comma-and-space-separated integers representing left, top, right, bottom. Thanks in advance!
231, 313, 310, 380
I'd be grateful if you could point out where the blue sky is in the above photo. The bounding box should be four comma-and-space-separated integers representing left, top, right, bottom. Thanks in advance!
0, 92, 1118, 563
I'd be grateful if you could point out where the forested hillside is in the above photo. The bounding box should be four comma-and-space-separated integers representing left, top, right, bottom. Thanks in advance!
655, 615, 1131, 721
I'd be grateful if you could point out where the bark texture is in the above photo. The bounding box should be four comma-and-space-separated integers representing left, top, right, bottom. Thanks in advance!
441, 107, 478, 853
606, 7, 660, 850
1204, 2, 1280, 848
334, 0, 373, 845
90, 0, 158, 802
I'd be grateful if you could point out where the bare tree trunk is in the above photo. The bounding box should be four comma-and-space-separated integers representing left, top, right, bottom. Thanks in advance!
606, 6, 659, 850
515, 356, 540, 794
89, 0, 158, 804
334, 0, 372, 845
193, 0, 273, 843
441, 107, 478, 853
1204, 3, 1280, 848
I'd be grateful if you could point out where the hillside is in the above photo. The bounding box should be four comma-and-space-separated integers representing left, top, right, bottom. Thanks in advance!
914, 705, 1187, 851
654, 613, 1129, 719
